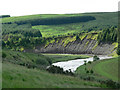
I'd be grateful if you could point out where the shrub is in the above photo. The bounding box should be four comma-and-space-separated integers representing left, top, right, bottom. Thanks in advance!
88, 61, 92, 64
82, 76, 95, 81
117, 46, 120, 55
90, 69, 94, 74
2, 52, 7, 58
84, 63, 86, 65
76, 35, 80, 40
36, 59, 49, 66
86, 70, 89, 73
46, 65, 74, 76
93, 55, 100, 61
84, 60, 87, 65
103, 80, 120, 89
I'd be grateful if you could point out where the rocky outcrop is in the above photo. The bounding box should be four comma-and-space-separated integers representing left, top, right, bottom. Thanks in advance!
34, 36, 116, 55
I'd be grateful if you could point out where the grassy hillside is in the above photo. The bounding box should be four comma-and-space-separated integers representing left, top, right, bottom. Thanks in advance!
2, 12, 118, 38
2, 50, 105, 88
2, 50, 119, 88
43, 54, 90, 63
32, 12, 118, 37
76, 57, 119, 82
2, 12, 118, 54
0, 62, 2, 89
33, 12, 118, 37
32, 12, 117, 37
2, 14, 83, 23
2, 49, 119, 88
3, 62, 103, 88
2, 49, 52, 69
93, 58, 119, 82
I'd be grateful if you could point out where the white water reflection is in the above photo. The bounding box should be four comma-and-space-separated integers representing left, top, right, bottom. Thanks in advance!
52, 56, 113, 72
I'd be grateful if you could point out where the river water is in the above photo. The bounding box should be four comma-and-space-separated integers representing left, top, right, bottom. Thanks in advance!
52, 55, 113, 72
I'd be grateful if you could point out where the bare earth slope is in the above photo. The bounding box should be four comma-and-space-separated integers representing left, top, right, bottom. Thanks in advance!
32, 33, 116, 55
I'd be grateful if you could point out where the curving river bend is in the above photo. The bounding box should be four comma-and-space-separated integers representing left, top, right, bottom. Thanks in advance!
52, 55, 113, 72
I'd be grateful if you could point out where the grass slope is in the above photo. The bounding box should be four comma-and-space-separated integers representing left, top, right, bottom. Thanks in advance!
93, 58, 119, 82
43, 54, 90, 63
3, 62, 102, 88
2, 14, 83, 23
2, 12, 118, 37
0, 62, 2, 89
32, 12, 118, 37
2, 49, 52, 69
2, 49, 119, 88
76, 57, 119, 82
2, 50, 107, 88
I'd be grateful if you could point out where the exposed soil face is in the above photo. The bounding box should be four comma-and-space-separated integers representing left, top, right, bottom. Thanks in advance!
33, 37, 116, 55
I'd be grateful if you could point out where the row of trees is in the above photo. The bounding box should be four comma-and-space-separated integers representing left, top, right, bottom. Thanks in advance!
97, 27, 117, 44
2, 23, 43, 51
0, 15, 10, 18
2, 23, 42, 37
117, 27, 120, 55
46, 65, 74, 76
97, 26, 120, 55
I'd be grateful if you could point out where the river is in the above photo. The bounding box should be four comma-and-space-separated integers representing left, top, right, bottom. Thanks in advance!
52, 55, 113, 72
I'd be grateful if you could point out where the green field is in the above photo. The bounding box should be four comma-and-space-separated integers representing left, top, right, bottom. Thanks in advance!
2, 49, 52, 69
93, 58, 119, 82
0, 62, 2, 89
43, 54, 90, 63
2, 12, 118, 38
32, 12, 117, 37
76, 57, 119, 82
3, 62, 103, 88
2, 14, 82, 23
32, 24, 82, 37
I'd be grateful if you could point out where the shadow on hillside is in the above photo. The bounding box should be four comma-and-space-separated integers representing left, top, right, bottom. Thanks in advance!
6, 16, 96, 26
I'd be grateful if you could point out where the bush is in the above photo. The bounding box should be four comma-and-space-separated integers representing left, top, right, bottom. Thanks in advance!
2, 52, 7, 58
36, 58, 50, 66
82, 76, 95, 81
84, 63, 86, 65
84, 60, 87, 65
46, 65, 74, 76
93, 55, 100, 61
88, 61, 92, 64
76, 35, 80, 40
103, 80, 120, 89
86, 70, 89, 73
117, 46, 120, 55
90, 69, 94, 74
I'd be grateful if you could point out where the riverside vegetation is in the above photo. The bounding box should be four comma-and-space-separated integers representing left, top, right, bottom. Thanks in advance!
1, 12, 120, 88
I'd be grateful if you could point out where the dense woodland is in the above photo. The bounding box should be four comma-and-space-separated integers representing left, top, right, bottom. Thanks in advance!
2, 23, 43, 51
117, 27, 120, 55
2, 23, 42, 37
97, 27, 117, 44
